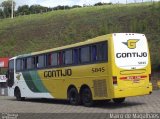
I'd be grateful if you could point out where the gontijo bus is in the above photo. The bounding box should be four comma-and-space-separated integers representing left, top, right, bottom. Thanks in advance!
7, 33, 152, 106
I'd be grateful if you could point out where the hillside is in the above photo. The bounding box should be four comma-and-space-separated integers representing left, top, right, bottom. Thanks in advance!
0, 2, 160, 71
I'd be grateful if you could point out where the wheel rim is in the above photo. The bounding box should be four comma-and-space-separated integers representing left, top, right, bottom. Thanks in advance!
68, 88, 80, 105
82, 89, 92, 104
70, 91, 77, 104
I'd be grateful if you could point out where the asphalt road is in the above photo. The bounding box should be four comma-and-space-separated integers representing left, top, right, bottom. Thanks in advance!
0, 90, 160, 113
0, 90, 160, 119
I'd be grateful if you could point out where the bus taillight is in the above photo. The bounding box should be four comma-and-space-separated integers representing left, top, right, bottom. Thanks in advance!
113, 76, 117, 85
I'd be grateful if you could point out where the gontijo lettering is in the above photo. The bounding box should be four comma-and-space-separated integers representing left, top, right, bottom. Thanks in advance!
116, 52, 147, 58
44, 69, 72, 78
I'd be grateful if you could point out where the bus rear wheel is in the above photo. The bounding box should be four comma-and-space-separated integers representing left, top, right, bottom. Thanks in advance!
15, 88, 25, 101
68, 87, 80, 105
113, 98, 125, 104
81, 87, 93, 107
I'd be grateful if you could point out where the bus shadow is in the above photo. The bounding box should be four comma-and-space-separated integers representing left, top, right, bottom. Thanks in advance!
10, 98, 145, 109
10, 98, 70, 105
92, 101, 145, 109
27, 98, 70, 105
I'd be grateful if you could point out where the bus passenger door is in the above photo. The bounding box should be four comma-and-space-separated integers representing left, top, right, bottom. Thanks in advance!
7, 59, 15, 87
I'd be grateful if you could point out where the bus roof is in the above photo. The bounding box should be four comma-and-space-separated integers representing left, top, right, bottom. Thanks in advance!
15, 34, 112, 59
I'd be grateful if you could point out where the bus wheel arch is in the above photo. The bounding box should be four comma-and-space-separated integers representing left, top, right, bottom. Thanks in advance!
67, 85, 80, 105
14, 86, 25, 101
80, 85, 93, 107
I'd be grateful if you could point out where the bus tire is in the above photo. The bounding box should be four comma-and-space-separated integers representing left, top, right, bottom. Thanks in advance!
68, 87, 80, 105
113, 98, 125, 104
15, 88, 25, 101
81, 87, 93, 107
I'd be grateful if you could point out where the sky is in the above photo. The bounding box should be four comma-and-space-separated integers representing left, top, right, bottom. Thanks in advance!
0, 0, 159, 8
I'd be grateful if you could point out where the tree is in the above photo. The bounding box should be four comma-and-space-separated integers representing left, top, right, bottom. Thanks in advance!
29, 5, 48, 14
1, 0, 15, 18
94, 2, 104, 6
53, 5, 71, 10
0, 9, 5, 19
94, 2, 112, 6
17, 5, 30, 15
72, 5, 82, 8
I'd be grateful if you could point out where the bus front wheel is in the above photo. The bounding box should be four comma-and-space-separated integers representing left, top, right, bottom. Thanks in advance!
113, 98, 125, 104
81, 87, 93, 107
68, 87, 80, 105
15, 88, 25, 101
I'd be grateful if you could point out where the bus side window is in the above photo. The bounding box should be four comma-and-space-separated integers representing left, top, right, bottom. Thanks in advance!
97, 43, 107, 61
92, 45, 97, 62
16, 59, 22, 72
22, 58, 27, 70
80, 46, 90, 63
65, 49, 73, 65
58, 51, 63, 65
79, 48, 81, 63
51, 53, 58, 66
33, 56, 38, 68
73, 48, 79, 64
46, 54, 51, 67
27, 57, 32, 70
38, 55, 45, 68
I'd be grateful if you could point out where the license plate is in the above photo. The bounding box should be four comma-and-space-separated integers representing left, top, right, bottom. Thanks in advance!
133, 79, 140, 83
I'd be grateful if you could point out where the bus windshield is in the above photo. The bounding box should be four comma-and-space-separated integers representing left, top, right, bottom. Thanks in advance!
113, 33, 149, 70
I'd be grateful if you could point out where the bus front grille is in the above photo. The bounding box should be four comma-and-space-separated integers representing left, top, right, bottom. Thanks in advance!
93, 79, 107, 97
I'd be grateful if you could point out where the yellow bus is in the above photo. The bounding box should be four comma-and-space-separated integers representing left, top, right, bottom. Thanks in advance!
7, 33, 152, 106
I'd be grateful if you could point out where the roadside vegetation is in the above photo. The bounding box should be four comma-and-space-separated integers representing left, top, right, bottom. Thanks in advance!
0, 2, 159, 71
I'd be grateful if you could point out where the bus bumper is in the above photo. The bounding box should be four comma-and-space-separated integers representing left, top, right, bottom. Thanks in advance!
113, 84, 152, 98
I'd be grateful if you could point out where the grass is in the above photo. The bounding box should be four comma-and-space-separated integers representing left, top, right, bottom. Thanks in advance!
0, 2, 160, 71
